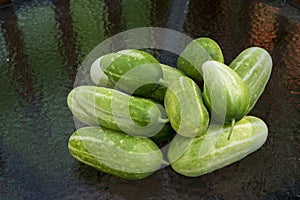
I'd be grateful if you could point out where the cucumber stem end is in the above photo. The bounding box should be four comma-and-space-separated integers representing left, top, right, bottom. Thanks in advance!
227, 118, 235, 140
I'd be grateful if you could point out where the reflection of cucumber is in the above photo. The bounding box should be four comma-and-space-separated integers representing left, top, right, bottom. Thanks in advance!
68, 126, 163, 180
168, 116, 268, 177
147, 64, 186, 103
164, 76, 209, 137
67, 86, 167, 136
229, 47, 272, 113
177, 37, 224, 82
90, 55, 114, 88
202, 61, 250, 123
101, 49, 162, 96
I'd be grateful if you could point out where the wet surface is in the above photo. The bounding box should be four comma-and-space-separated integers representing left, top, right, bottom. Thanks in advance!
0, 0, 299, 199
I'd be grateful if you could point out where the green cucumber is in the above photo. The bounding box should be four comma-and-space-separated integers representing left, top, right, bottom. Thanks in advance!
90, 55, 115, 88
68, 126, 164, 180
101, 49, 162, 96
168, 116, 268, 177
67, 86, 168, 136
229, 47, 272, 113
177, 37, 224, 82
202, 61, 250, 123
164, 76, 209, 137
147, 64, 186, 103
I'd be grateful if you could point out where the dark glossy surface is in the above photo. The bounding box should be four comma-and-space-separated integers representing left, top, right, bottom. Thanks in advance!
0, 0, 299, 199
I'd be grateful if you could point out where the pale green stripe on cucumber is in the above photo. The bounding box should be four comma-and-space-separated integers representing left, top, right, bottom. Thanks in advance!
164, 76, 209, 137
177, 37, 224, 82
68, 126, 164, 180
168, 116, 268, 177
229, 47, 272, 113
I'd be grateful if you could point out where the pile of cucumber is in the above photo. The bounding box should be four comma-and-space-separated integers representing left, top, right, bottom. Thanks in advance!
67, 37, 272, 180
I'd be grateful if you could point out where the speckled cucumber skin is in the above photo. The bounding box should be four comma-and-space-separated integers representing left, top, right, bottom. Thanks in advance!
168, 116, 268, 177
177, 37, 224, 82
101, 49, 162, 96
68, 126, 163, 180
202, 61, 250, 123
229, 47, 272, 113
147, 64, 186, 103
67, 86, 166, 136
164, 76, 209, 137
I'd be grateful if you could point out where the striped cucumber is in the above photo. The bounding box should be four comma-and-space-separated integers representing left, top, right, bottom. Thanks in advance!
177, 37, 224, 82
202, 61, 250, 125
229, 47, 272, 113
168, 116, 268, 177
164, 76, 209, 137
68, 126, 164, 180
67, 86, 168, 136
101, 49, 162, 96
147, 64, 186, 103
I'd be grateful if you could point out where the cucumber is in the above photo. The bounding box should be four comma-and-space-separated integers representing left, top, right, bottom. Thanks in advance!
202, 61, 250, 123
90, 55, 115, 88
147, 64, 186, 103
168, 116, 268, 177
164, 76, 209, 137
68, 126, 164, 180
67, 86, 168, 136
229, 47, 272, 113
177, 37, 224, 82
101, 49, 162, 96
